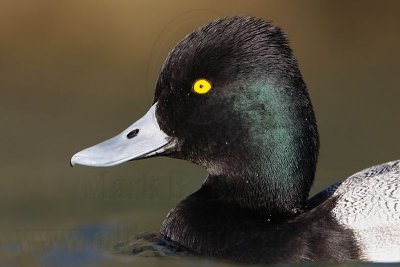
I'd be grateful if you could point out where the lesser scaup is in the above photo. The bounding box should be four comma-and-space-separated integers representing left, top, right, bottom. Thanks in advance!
71, 17, 400, 263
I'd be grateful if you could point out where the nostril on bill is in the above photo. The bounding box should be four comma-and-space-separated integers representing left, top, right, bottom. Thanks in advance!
127, 129, 139, 139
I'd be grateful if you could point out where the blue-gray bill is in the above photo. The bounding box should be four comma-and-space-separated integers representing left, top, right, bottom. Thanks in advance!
70, 103, 175, 167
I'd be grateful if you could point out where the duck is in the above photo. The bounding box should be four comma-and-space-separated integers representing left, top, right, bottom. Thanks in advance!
70, 16, 400, 264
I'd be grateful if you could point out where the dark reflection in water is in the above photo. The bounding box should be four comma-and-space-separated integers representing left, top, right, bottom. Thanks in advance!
72, 223, 118, 247
1, 222, 394, 266
42, 247, 103, 267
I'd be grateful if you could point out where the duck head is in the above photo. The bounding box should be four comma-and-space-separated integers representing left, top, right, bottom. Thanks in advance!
71, 17, 319, 215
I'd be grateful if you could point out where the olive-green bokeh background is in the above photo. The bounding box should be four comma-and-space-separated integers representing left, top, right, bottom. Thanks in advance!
1, 0, 399, 266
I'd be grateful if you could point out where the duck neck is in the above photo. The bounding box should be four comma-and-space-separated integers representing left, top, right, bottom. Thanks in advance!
203, 135, 317, 216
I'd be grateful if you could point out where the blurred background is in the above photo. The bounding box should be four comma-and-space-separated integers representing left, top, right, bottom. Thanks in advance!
1, 0, 399, 266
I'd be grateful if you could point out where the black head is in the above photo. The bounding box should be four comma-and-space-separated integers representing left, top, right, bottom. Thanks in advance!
153, 17, 319, 212
72, 16, 319, 214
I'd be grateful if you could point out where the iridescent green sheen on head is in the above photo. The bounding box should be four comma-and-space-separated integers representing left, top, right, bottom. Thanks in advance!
227, 77, 318, 212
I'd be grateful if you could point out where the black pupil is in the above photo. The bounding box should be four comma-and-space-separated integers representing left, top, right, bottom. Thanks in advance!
127, 129, 139, 139
199, 84, 203, 88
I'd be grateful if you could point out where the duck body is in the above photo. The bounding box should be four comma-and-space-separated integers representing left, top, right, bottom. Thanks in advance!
161, 177, 361, 263
329, 160, 400, 261
71, 17, 400, 263
158, 160, 400, 263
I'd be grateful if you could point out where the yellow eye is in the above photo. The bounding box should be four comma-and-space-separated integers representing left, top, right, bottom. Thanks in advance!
193, 79, 212, 94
